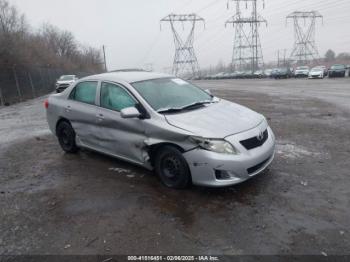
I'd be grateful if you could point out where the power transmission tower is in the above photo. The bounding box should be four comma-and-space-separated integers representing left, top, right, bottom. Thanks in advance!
286, 11, 323, 65
160, 14, 205, 78
225, 0, 267, 73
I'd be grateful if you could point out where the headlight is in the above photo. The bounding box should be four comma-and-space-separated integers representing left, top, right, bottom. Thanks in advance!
189, 137, 239, 155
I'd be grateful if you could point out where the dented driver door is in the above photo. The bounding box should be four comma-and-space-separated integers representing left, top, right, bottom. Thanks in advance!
95, 81, 147, 164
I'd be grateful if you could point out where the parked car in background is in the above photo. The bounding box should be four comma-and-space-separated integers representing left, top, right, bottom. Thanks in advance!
275, 67, 293, 79
55, 75, 78, 93
270, 68, 279, 79
235, 71, 245, 79
264, 69, 273, 78
328, 64, 346, 78
314, 65, 328, 77
213, 72, 225, 80
294, 66, 310, 78
242, 70, 254, 79
308, 67, 325, 79
45, 71, 275, 189
253, 70, 265, 78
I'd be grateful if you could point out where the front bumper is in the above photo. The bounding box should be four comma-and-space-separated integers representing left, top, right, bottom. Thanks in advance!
308, 74, 323, 79
295, 72, 308, 77
329, 71, 345, 77
183, 123, 276, 187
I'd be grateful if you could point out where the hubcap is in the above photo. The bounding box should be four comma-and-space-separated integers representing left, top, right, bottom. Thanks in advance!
60, 129, 70, 146
162, 155, 181, 180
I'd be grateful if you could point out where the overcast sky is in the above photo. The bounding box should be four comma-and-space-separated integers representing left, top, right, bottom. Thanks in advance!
9, 0, 350, 72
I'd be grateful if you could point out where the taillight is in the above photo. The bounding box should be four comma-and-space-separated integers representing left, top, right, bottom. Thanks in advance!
44, 99, 49, 109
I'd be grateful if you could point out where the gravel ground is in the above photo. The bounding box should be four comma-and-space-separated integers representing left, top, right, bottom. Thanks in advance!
0, 78, 349, 256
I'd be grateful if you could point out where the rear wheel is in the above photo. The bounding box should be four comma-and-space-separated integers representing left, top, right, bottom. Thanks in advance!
56, 121, 79, 153
155, 146, 191, 189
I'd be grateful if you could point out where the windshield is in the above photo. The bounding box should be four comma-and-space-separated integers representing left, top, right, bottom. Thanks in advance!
59, 75, 75, 81
297, 66, 309, 70
311, 68, 322, 72
132, 78, 213, 112
331, 65, 345, 69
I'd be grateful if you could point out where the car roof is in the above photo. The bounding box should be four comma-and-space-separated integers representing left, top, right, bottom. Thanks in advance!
83, 71, 173, 84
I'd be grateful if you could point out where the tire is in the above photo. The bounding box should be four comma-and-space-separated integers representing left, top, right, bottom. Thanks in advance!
56, 121, 79, 153
155, 146, 191, 189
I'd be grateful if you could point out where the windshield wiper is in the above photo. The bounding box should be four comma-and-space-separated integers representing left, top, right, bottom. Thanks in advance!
157, 100, 216, 114
157, 108, 184, 113
180, 100, 214, 111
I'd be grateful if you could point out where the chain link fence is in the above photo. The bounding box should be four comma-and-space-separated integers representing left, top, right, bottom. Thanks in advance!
0, 65, 92, 106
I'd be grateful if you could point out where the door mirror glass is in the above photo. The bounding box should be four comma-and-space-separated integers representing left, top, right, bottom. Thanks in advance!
121, 107, 141, 119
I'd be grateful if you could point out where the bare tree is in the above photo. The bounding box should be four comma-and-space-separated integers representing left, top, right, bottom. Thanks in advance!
0, 0, 103, 72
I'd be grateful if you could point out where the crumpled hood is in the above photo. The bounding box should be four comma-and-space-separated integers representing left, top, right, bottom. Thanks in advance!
164, 99, 264, 138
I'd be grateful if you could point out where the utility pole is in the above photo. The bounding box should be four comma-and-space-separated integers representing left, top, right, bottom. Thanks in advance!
102, 45, 108, 72
283, 49, 287, 66
160, 14, 205, 78
226, 0, 267, 73
277, 49, 287, 67
286, 11, 323, 65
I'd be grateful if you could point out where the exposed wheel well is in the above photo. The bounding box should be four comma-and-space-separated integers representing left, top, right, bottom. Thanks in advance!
55, 117, 71, 134
148, 143, 185, 167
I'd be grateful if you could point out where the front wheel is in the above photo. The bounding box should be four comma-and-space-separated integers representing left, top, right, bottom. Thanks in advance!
155, 146, 191, 189
56, 121, 79, 153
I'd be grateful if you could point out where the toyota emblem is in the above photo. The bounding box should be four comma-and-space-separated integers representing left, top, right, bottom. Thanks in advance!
257, 131, 264, 141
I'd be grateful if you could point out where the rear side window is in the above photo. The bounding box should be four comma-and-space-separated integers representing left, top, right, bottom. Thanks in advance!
100, 82, 136, 111
70, 81, 97, 105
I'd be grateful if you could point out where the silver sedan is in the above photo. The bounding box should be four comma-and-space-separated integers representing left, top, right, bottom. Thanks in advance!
45, 71, 275, 189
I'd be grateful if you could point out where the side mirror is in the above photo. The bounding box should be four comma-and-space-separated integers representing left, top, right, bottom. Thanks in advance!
121, 107, 141, 119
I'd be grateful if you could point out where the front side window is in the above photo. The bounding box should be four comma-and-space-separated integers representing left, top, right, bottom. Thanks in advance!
70, 81, 97, 105
132, 78, 212, 112
100, 82, 136, 111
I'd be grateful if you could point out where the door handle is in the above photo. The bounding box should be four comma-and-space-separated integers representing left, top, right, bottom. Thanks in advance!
65, 105, 71, 113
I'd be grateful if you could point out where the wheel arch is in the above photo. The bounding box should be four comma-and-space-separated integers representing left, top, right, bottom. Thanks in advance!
55, 117, 72, 135
147, 142, 186, 167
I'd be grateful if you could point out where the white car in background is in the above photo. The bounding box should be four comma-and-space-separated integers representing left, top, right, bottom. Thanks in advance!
308, 67, 325, 79
294, 66, 310, 78
56, 75, 78, 93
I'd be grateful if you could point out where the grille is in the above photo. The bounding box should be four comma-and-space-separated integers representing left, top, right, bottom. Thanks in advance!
240, 129, 268, 150
58, 83, 70, 88
247, 156, 271, 175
